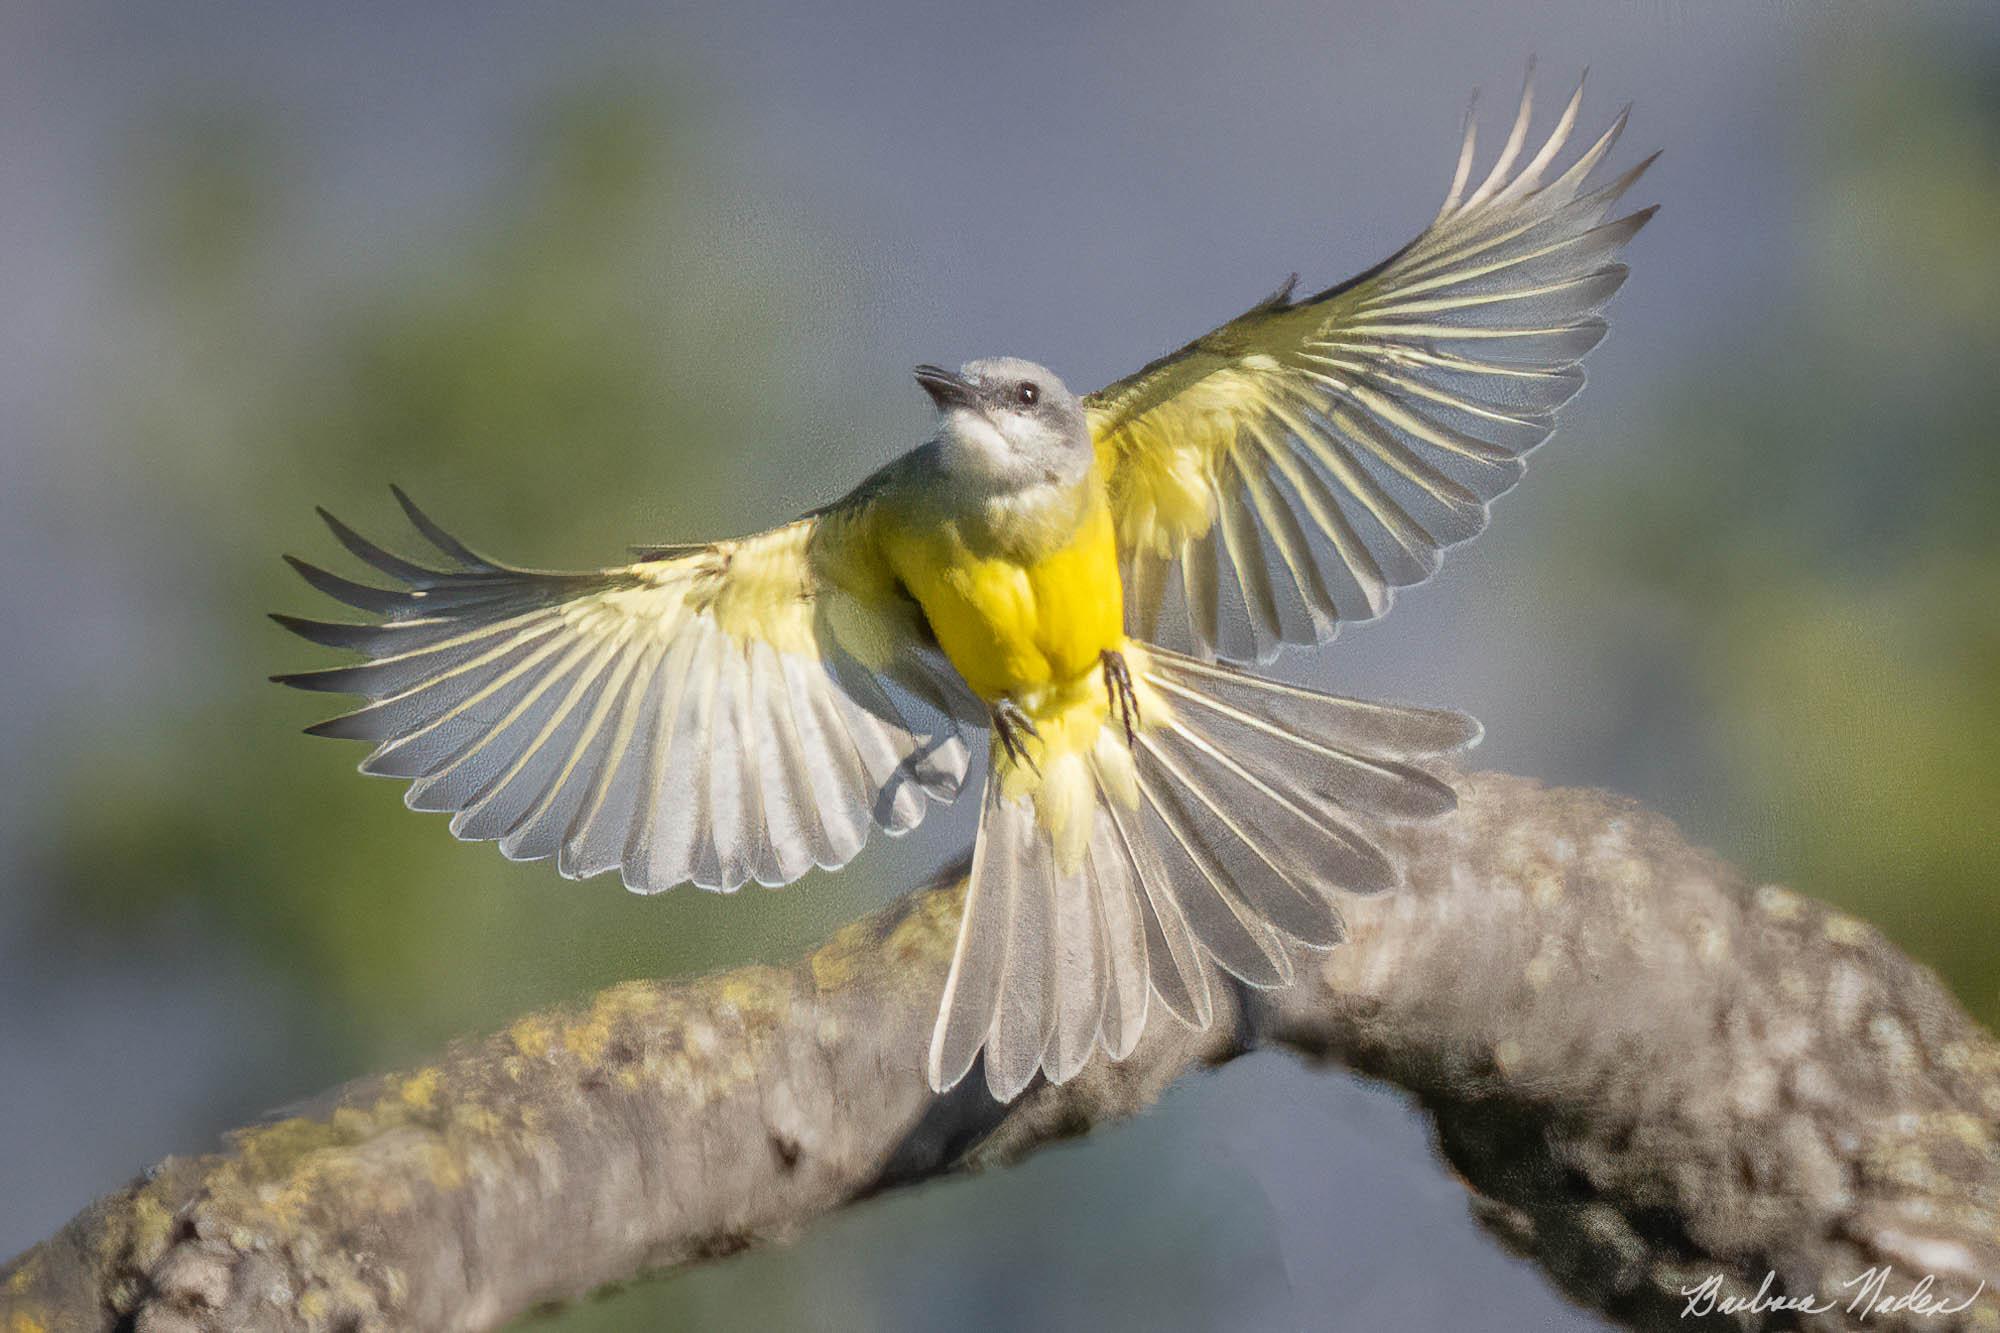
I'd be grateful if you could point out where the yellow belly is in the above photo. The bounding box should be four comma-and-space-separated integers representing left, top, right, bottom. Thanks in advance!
884, 488, 1124, 708
879, 479, 1135, 861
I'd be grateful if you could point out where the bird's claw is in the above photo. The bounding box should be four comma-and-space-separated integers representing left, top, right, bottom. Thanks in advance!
1102, 649, 1140, 746
992, 698, 1042, 775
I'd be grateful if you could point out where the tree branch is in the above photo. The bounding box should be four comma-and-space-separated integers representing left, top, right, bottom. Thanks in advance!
5, 774, 1997, 1332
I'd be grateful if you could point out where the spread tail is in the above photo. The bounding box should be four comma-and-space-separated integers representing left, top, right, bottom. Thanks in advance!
928, 643, 1480, 1099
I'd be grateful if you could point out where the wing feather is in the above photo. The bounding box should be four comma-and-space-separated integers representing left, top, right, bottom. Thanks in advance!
1089, 71, 1655, 661
566, 639, 671, 882
275, 492, 978, 893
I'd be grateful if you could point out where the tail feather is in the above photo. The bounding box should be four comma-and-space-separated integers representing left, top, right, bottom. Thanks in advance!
1143, 707, 1401, 896
984, 795, 1055, 1098
1083, 809, 1150, 1060
1046, 845, 1105, 1085
1102, 784, 1213, 1030
1141, 650, 1482, 759
1131, 760, 1297, 987
1147, 673, 1458, 821
926, 778, 1027, 1095
1138, 722, 1351, 946
928, 641, 1477, 1099
930, 752, 1178, 1099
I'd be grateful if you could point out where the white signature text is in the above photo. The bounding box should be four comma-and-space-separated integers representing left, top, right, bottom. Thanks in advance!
1679, 1267, 1986, 1321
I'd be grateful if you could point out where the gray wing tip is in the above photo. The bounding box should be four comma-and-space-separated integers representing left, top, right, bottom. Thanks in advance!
281, 553, 411, 616
268, 611, 381, 653
269, 667, 341, 691
314, 505, 442, 585
300, 710, 373, 740
1513, 55, 1538, 105
388, 484, 499, 570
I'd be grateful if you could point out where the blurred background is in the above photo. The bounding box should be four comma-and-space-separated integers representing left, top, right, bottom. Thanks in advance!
2, 1, 1994, 1328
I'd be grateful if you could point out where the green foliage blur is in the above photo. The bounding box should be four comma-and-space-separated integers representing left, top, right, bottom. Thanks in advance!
1539, 41, 2000, 1027
48, 80, 916, 1074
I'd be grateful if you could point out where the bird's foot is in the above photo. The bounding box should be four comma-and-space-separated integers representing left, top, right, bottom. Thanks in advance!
992, 698, 1042, 775
1101, 649, 1140, 746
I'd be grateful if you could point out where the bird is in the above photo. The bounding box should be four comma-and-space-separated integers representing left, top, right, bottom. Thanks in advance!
274, 72, 1654, 1100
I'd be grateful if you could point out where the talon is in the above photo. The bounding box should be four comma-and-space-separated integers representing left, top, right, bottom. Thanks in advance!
1101, 649, 1140, 746
992, 698, 1042, 776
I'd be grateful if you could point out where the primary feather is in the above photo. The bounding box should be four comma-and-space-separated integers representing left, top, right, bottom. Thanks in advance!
1088, 70, 1656, 661
276, 490, 980, 893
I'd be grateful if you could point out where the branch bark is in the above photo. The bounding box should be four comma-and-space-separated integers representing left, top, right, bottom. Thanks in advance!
5, 773, 1997, 1332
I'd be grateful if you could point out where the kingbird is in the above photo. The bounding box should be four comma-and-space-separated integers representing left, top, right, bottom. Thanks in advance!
277, 75, 1653, 1099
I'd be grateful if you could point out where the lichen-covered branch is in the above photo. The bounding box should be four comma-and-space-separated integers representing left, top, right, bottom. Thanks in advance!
5, 774, 1998, 1332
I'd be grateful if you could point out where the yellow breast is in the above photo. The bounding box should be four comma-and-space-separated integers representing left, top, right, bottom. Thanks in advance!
881, 478, 1124, 706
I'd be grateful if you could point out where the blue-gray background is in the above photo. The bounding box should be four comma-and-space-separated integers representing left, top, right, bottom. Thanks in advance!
3, 2, 1995, 1328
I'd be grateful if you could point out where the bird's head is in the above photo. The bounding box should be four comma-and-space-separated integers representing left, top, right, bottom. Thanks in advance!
915, 357, 1090, 490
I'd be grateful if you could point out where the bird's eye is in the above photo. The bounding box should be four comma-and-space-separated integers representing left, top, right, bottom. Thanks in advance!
1015, 382, 1040, 407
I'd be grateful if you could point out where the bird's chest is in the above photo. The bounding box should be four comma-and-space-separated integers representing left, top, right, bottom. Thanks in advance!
890, 492, 1123, 704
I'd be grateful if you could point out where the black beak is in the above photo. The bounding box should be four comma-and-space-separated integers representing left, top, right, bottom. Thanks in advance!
914, 364, 978, 410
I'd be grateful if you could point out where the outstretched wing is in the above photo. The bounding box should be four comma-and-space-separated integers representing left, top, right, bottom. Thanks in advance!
1089, 71, 1657, 662
274, 487, 981, 893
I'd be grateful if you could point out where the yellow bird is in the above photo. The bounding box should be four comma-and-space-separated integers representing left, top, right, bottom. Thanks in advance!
276, 76, 1653, 1099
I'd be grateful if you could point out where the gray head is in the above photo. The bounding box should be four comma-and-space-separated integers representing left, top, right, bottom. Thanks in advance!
913, 357, 1090, 490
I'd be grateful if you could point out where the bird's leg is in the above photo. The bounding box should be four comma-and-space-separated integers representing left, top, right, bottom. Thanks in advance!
1101, 649, 1140, 746
991, 697, 1042, 776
